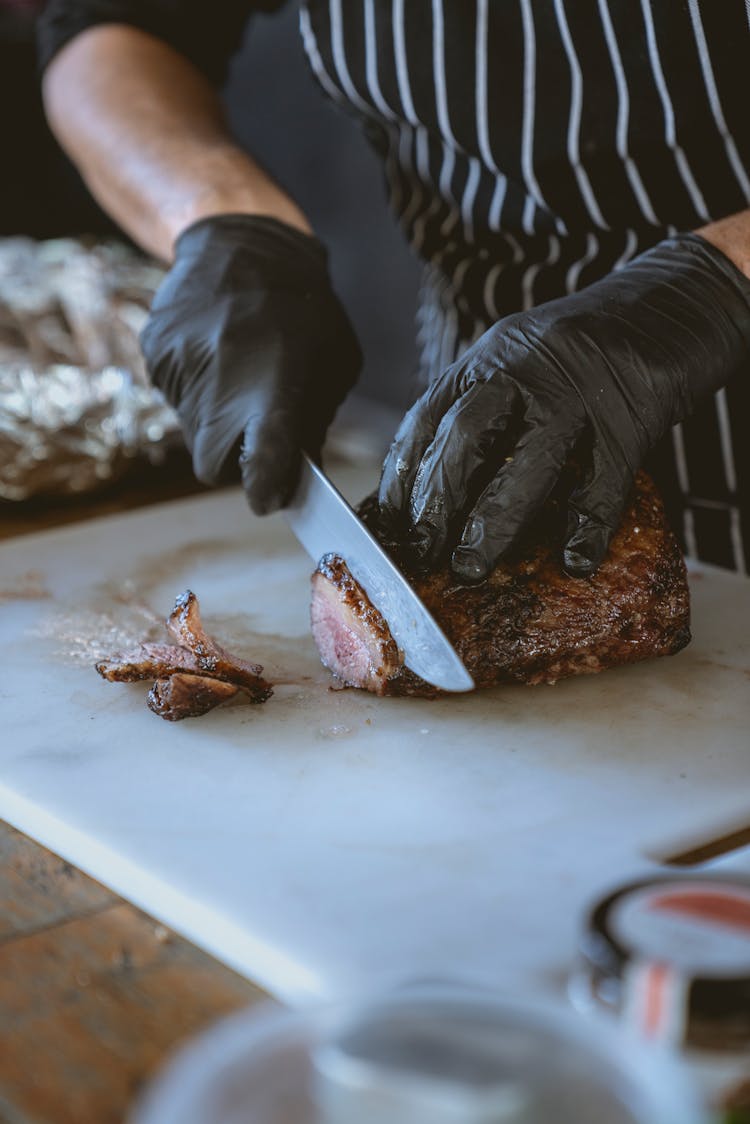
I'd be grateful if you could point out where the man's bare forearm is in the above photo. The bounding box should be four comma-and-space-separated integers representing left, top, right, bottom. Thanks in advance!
43, 24, 311, 261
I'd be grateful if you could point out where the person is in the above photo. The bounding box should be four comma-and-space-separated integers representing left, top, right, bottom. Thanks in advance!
38, 1, 750, 579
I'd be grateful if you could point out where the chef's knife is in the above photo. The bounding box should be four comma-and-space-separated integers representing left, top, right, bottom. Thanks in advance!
283, 454, 475, 692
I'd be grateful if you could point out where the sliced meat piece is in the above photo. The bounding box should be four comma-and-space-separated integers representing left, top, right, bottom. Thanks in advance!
96, 589, 272, 719
166, 590, 268, 694
310, 554, 401, 694
310, 471, 691, 696
96, 642, 203, 683
147, 674, 239, 721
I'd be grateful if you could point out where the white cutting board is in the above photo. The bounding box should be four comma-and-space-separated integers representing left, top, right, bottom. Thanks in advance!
1, 463, 749, 1005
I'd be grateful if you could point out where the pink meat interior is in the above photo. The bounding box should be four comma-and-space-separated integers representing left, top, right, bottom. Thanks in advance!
310, 566, 401, 694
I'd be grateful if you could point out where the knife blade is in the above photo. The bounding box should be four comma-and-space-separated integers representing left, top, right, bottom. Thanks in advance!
283, 454, 474, 692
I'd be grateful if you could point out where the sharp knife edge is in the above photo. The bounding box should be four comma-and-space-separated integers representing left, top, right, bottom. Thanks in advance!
283, 455, 474, 692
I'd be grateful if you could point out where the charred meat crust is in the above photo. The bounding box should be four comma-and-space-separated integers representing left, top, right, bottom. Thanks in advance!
97, 642, 210, 683
164, 590, 266, 691
311, 472, 690, 697
96, 590, 272, 719
148, 674, 239, 721
398, 472, 690, 694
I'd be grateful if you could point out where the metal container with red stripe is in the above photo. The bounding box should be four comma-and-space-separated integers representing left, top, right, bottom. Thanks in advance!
573, 875, 750, 1121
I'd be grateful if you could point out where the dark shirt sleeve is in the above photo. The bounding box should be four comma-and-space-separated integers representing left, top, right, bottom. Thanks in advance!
37, 0, 288, 85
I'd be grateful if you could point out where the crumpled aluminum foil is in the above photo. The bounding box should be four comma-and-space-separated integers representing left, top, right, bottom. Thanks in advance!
0, 237, 181, 501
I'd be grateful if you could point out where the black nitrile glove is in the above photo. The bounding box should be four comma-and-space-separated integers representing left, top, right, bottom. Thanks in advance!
379, 234, 750, 581
141, 214, 362, 513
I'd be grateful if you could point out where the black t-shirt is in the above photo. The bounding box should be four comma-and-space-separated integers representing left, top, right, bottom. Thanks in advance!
0, 0, 117, 235
38, 0, 281, 84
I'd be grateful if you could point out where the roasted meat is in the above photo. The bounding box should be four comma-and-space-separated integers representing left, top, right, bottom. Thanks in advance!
164, 590, 267, 693
311, 555, 401, 694
96, 590, 272, 719
97, 641, 208, 683
147, 673, 239, 722
310, 472, 690, 696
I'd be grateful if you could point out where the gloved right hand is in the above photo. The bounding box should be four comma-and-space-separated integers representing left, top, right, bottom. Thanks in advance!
141, 213, 362, 513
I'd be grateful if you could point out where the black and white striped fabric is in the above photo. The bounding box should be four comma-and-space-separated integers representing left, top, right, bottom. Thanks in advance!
299, 0, 750, 574
38, 0, 750, 572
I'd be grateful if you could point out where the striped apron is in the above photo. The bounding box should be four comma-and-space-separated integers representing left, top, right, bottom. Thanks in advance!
298, 0, 750, 572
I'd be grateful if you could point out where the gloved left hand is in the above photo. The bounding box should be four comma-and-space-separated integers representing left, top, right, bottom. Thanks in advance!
379, 233, 750, 581
140, 214, 362, 515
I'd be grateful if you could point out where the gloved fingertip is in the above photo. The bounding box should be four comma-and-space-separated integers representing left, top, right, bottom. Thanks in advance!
451, 546, 490, 584
380, 505, 412, 548
562, 532, 609, 577
240, 449, 300, 517
192, 444, 237, 489
563, 513, 612, 577
562, 547, 598, 578
375, 496, 398, 529
244, 485, 287, 517
377, 476, 405, 521
411, 526, 433, 557
192, 462, 221, 489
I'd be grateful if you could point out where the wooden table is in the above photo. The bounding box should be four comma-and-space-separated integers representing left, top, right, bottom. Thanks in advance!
0, 459, 269, 1124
